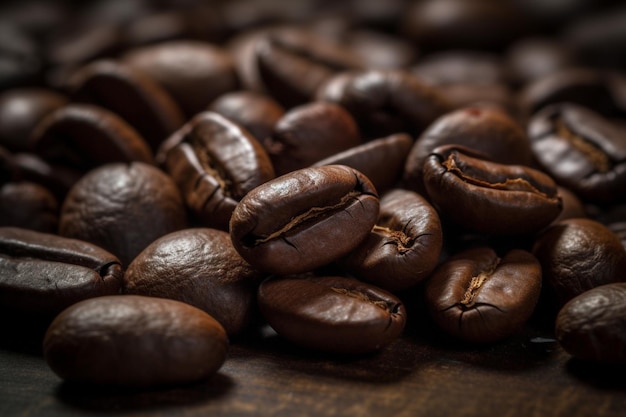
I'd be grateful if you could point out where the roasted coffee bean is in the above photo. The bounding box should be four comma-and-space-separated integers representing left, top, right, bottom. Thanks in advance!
401, 0, 523, 53
258, 274, 406, 354
527, 103, 626, 204
68, 59, 185, 152
122, 40, 239, 117
316, 69, 451, 139
264, 101, 361, 175
59, 162, 187, 265
0, 88, 68, 152
343, 29, 417, 70
552, 185, 587, 223
0, 227, 122, 317
505, 38, 578, 87
159, 112, 274, 231
0, 24, 42, 90
43, 295, 228, 388
208, 90, 285, 143
425, 247, 542, 344
230, 165, 379, 275
518, 68, 622, 119
343, 188, 442, 292
255, 29, 364, 108
533, 218, 626, 307
0, 182, 58, 233
423, 145, 562, 235
313, 133, 413, 194
403, 105, 533, 195
124, 228, 265, 337
412, 51, 509, 87
30, 104, 154, 173
556, 283, 626, 364
9, 152, 81, 200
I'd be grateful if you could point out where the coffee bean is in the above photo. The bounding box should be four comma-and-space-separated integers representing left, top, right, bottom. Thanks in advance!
159, 111, 274, 231
425, 246, 542, 343
258, 274, 406, 353
403, 105, 532, 195
230, 165, 379, 275
30, 104, 154, 173
43, 295, 228, 387
527, 102, 626, 204
0, 182, 58, 233
556, 283, 626, 363
423, 145, 562, 235
533, 218, 626, 307
68, 59, 185, 152
342, 188, 442, 292
124, 228, 265, 337
264, 101, 361, 175
312, 133, 413, 194
59, 162, 187, 265
0, 227, 122, 317
122, 41, 239, 117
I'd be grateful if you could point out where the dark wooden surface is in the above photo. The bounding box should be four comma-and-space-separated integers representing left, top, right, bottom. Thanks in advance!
2, 310, 626, 417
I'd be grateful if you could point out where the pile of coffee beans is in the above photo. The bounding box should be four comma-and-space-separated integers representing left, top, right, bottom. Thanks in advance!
2, 0, 626, 388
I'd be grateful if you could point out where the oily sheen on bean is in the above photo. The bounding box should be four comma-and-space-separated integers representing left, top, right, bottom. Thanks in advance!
229, 165, 379, 275
43, 295, 228, 388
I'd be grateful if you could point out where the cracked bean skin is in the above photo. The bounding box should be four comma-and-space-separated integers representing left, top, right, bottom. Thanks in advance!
0, 227, 122, 317
556, 283, 626, 364
258, 274, 406, 354
425, 246, 542, 344
342, 188, 442, 292
229, 165, 379, 275
423, 145, 562, 235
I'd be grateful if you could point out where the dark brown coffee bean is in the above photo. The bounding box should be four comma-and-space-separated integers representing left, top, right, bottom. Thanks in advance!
505, 38, 578, 87
552, 185, 587, 224
230, 165, 379, 275
0, 24, 43, 90
423, 145, 562, 235
344, 29, 417, 70
258, 274, 406, 353
264, 101, 361, 175
403, 105, 533, 195
527, 103, 626, 204
43, 295, 228, 388
0, 182, 58, 233
425, 247, 542, 344
68, 59, 185, 152
313, 133, 413, 194
255, 30, 364, 108
412, 51, 509, 86
124, 228, 265, 337
401, 0, 524, 53
533, 218, 626, 307
59, 162, 187, 265
0, 88, 68, 152
122, 41, 239, 117
0, 227, 122, 317
518, 68, 621, 119
30, 104, 154, 172
9, 152, 81, 200
159, 112, 275, 231
208, 90, 285, 143
343, 188, 442, 292
316, 69, 451, 139
556, 283, 626, 364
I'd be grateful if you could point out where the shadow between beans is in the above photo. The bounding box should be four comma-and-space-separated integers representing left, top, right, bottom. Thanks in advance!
565, 358, 626, 390
55, 372, 234, 412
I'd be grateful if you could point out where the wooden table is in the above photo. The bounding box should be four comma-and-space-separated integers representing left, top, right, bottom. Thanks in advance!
1, 308, 625, 417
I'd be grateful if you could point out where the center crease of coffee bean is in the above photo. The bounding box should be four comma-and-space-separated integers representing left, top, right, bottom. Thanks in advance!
459, 257, 501, 309
330, 287, 391, 312
193, 142, 234, 197
555, 118, 611, 173
373, 225, 413, 253
443, 156, 551, 196
253, 190, 362, 245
